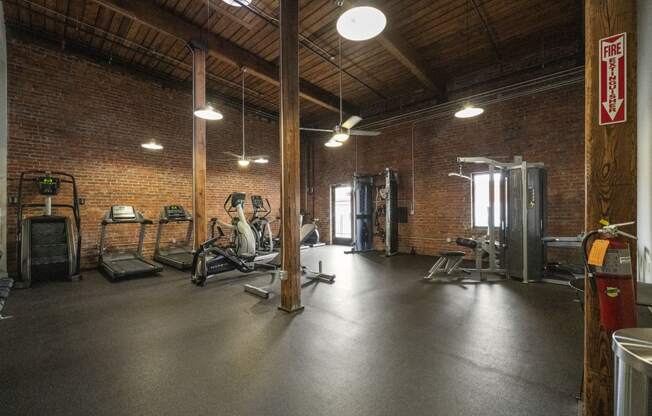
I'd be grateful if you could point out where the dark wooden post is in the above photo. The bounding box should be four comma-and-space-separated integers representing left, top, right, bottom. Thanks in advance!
278, 0, 303, 313
584, 1, 637, 415
191, 45, 208, 250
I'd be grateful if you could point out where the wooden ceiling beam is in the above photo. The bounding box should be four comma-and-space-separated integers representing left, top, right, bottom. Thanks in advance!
92, 0, 357, 114
343, 1, 444, 99
375, 30, 443, 97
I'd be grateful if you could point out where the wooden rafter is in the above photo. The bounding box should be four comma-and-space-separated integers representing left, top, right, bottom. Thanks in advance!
92, 0, 357, 114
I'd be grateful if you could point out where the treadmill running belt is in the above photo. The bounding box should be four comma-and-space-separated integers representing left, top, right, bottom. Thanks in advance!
109, 259, 157, 276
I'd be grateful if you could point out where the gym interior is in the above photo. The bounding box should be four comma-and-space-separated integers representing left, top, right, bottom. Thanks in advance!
0, 1, 650, 415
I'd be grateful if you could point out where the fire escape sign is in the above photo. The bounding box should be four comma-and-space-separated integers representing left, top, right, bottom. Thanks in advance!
599, 33, 627, 125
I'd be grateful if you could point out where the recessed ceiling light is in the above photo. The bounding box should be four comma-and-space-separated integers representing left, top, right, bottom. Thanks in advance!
194, 104, 224, 120
222, 0, 251, 7
337, 6, 387, 41
325, 140, 343, 148
141, 141, 163, 150
454, 105, 484, 119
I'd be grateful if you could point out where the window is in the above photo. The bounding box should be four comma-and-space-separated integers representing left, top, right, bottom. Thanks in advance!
472, 172, 501, 227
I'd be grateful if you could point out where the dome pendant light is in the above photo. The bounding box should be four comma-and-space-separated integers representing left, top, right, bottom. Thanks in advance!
337, 6, 387, 41
455, 105, 484, 118
194, 104, 224, 120
141, 140, 163, 150
455, 0, 484, 119
222, 0, 251, 7
193, 0, 224, 121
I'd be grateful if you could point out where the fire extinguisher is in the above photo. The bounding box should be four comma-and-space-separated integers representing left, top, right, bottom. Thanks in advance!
582, 221, 637, 333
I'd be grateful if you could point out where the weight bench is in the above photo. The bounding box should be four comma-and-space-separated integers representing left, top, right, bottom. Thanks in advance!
423, 251, 467, 281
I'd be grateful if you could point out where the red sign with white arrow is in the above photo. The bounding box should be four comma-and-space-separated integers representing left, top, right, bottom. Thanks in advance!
599, 33, 627, 125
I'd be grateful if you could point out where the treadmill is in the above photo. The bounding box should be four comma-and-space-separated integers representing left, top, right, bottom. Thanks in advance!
99, 206, 163, 280
154, 205, 194, 269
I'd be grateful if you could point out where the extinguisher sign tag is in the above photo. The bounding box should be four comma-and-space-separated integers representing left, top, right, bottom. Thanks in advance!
599, 32, 627, 125
588, 239, 610, 266
597, 249, 632, 276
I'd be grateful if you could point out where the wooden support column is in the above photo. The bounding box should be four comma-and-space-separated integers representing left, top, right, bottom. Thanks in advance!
584, 1, 637, 415
278, 0, 303, 313
191, 45, 208, 250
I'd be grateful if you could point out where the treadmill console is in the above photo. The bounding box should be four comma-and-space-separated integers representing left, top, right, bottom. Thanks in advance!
231, 192, 246, 208
110, 205, 137, 221
36, 176, 60, 195
164, 205, 189, 220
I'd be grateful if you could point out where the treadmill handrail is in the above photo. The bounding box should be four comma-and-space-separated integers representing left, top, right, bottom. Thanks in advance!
99, 207, 154, 258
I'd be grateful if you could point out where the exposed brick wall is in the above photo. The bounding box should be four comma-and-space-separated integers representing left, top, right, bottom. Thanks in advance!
307, 83, 585, 258
6, 33, 281, 270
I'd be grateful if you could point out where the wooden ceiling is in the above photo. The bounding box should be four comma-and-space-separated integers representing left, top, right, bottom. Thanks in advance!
3, 0, 582, 124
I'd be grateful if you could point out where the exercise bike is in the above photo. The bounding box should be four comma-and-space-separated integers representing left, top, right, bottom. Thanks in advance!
191, 193, 278, 286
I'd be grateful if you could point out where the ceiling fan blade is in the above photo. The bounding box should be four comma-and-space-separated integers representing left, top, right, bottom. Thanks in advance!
247, 155, 269, 160
341, 115, 363, 129
300, 127, 335, 133
349, 129, 382, 137
223, 151, 242, 159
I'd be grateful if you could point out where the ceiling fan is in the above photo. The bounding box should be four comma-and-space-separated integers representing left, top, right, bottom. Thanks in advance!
224, 68, 269, 167
300, 37, 381, 146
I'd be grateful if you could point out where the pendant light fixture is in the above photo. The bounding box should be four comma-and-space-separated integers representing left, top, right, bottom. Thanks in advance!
194, 0, 224, 121
455, 0, 484, 119
222, 0, 251, 6
224, 68, 270, 166
142, 100, 163, 150
336, 5, 386, 41
238, 68, 250, 168
141, 140, 163, 150
194, 104, 224, 120
455, 105, 485, 118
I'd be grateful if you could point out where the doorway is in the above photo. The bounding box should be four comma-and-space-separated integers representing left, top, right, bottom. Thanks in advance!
331, 184, 353, 245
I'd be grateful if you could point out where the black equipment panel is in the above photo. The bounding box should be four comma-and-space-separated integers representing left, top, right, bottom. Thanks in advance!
251, 195, 264, 209
231, 192, 246, 208
164, 205, 189, 220
110, 205, 137, 221
36, 176, 60, 195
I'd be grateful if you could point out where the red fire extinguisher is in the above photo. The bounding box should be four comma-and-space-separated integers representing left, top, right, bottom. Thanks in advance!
583, 221, 637, 333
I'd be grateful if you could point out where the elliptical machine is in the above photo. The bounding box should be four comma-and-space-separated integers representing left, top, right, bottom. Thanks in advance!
192, 193, 278, 286
299, 214, 324, 249
14, 171, 82, 288
249, 195, 276, 254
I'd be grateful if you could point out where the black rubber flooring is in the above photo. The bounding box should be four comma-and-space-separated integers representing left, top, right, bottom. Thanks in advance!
0, 246, 583, 416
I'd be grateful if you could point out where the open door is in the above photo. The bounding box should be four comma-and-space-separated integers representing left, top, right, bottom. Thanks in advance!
331, 184, 353, 245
